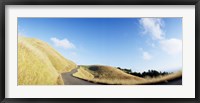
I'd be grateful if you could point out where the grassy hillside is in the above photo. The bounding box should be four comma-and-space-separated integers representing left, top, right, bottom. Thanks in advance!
73, 65, 146, 84
18, 36, 77, 85
73, 65, 182, 85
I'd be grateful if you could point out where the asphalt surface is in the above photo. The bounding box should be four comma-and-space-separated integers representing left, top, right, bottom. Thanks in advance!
61, 68, 96, 85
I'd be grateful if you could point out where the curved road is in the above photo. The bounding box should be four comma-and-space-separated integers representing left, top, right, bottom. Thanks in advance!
61, 68, 182, 85
61, 68, 96, 85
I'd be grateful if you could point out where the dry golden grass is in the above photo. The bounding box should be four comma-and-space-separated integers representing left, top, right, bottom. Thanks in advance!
73, 65, 146, 84
73, 65, 182, 85
18, 36, 76, 85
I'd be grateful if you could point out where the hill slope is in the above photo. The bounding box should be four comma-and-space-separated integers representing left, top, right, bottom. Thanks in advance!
73, 65, 145, 84
73, 65, 182, 85
18, 36, 77, 85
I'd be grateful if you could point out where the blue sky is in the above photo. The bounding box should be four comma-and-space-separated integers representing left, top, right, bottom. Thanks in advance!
18, 18, 182, 72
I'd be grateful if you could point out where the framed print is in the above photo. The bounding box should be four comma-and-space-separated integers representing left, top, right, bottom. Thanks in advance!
1, 0, 200, 103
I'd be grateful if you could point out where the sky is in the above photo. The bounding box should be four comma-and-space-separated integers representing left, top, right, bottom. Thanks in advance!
18, 18, 182, 72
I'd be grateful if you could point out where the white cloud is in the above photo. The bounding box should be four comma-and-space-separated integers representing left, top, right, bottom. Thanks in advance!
139, 18, 182, 55
160, 38, 182, 55
139, 18, 164, 40
142, 51, 152, 60
50, 37, 75, 49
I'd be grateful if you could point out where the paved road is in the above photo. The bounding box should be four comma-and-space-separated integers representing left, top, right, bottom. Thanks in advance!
61, 68, 96, 85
